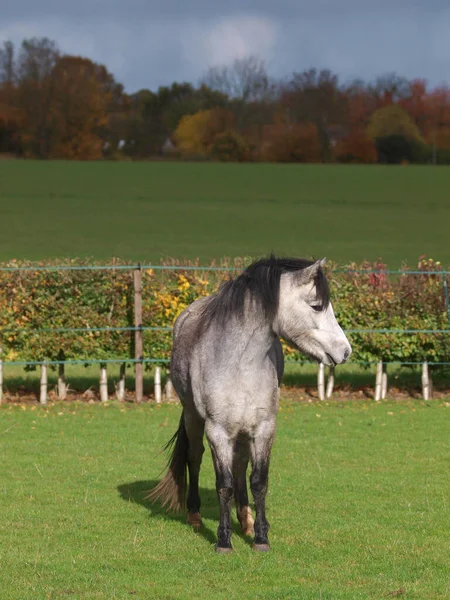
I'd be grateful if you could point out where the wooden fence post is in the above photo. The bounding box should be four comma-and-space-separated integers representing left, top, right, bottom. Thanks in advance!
381, 363, 388, 400
154, 367, 162, 403
422, 361, 431, 400
100, 364, 108, 402
318, 363, 325, 400
164, 372, 174, 401
116, 363, 126, 401
58, 362, 67, 400
40, 361, 48, 405
134, 265, 143, 403
326, 366, 335, 399
0, 347, 3, 405
374, 360, 383, 401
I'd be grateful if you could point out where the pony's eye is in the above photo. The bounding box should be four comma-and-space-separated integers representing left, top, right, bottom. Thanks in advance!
311, 305, 323, 312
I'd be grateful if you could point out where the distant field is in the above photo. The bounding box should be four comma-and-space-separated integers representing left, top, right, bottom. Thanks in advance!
0, 161, 450, 267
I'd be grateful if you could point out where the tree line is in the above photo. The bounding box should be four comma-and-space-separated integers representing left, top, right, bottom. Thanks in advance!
1, 37, 450, 164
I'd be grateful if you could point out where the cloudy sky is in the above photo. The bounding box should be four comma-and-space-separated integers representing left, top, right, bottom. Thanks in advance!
2, 1, 449, 92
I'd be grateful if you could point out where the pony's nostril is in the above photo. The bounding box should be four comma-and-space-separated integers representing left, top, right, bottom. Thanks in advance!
343, 349, 350, 361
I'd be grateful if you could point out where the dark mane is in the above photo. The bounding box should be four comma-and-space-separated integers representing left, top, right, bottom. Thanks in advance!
201, 255, 330, 328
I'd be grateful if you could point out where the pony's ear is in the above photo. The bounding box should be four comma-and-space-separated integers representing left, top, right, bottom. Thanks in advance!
296, 258, 326, 283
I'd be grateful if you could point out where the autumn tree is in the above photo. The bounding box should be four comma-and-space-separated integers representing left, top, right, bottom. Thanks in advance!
281, 69, 348, 161
334, 131, 377, 163
15, 37, 60, 157
367, 104, 424, 142
260, 123, 321, 163
367, 104, 426, 163
369, 73, 411, 106
174, 108, 234, 157
123, 83, 227, 157
48, 56, 114, 159
211, 131, 247, 161
0, 42, 22, 153
202, 56, 276, 132
423, 86, 450, 162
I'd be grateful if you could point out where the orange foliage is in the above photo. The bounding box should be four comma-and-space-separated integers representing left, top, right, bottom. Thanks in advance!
347, 90, 375, 129
399, 81, 450, 148
334, 130, 377, 163
174, 108, 234, 157
260, 123, 320, 163
399, 79, 428, 133
48, 56, 111, 159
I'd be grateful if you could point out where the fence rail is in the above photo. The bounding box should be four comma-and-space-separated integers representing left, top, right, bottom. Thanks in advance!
1, 263, 449, 403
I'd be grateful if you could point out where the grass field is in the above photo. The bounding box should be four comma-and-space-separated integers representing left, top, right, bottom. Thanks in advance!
1, 400, 449, 599
1, 161, 450, 267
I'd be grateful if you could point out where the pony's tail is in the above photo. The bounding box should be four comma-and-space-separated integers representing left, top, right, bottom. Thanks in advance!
147, 412, 189, 512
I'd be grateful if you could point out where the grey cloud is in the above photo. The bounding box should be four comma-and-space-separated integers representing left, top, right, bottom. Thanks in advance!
3, 0, 449, 20
1, 1, 449, 92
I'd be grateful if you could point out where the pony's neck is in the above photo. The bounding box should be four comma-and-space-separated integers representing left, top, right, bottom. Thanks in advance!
225, 304, 276, 363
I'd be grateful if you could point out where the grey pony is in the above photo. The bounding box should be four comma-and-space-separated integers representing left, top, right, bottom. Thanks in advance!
149, 256, 352, 552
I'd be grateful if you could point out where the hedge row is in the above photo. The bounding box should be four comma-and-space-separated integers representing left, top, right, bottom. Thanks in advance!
0, 257, 449, 368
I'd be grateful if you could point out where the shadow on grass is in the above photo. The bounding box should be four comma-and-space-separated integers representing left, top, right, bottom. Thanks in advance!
282, 366, 450, 396
3, 373, 159, 397
117, 480, 255, 549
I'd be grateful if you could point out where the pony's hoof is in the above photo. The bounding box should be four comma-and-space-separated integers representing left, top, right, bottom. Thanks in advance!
187, 512, 202, 529
253, 543, 270, 552
215, 544, 233, 554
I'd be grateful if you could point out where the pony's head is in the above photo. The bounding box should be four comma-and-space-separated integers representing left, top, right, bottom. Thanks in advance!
275, 258, 352, 366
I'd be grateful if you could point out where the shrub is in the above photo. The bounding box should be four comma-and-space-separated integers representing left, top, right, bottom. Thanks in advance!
259, 123, 321, 163
0, 257, 448, 368
375, 134, 428, 164
211, 131, 247, 162
334, 131, 377, 164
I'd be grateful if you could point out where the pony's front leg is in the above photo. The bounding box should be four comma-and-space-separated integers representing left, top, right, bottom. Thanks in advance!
233, 438, 254, 536
250, 425, 275, 552
206, 423, 234, 553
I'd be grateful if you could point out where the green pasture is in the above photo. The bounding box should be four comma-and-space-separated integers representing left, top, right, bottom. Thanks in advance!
1, 161, 450, 267
1, 400, 449, 599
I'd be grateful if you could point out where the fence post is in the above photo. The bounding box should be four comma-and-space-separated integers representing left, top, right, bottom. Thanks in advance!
134, 265, 143, 403
381, 364, 388, 400
100, 363, 108, 402
442, 274, 450, 325
0, 347, 3, 404
318, 363, 325, 400
58, 362, 67, 400
422, 361, 431, 400
116, 363, 126, 401
40, 361, 48, 405
164, 371, 175, 401
374, 360, 383, 401
326, 366, 335, 399
154, 367, 162, 403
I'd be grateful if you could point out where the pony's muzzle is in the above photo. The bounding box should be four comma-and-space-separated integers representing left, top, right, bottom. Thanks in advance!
333, 341, 352, 365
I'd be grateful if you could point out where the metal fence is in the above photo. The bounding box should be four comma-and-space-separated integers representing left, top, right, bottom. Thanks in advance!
0, 263, 449, 403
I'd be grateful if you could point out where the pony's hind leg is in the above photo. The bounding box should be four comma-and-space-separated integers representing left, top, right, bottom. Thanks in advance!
184, 411, 205, 529
233, 437, 254, 536
249, 423, 275, 552
206, 422, 235, 552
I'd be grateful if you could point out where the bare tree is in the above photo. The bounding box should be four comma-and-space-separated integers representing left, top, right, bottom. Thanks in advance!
281, 68, 348, 160
370, 72, 411, 103
202, 56, 274, 103
17, 37, 59, 83
0, 41, 15, 85
16, 38, 60, 157
201, 56, 277, 133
